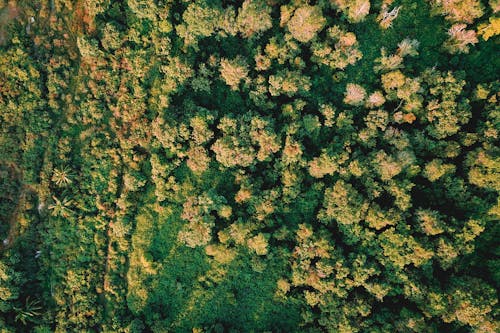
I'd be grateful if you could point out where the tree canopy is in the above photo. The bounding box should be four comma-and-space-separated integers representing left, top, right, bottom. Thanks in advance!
0, 0, 498, 332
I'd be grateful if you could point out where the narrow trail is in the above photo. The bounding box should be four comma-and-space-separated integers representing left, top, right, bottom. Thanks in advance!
0, 162, 36, 252
0, 162, 21, 252
0, 1, 20, 45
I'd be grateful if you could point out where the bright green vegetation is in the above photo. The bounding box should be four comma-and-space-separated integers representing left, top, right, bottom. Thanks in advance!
0, 0, 499, 332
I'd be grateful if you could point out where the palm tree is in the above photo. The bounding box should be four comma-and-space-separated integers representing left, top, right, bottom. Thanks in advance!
48, 196, 74, 218
51, 166, 73, 187
14, 297, 42, 325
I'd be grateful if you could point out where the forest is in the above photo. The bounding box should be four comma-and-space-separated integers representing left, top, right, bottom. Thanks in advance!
0, 0, 499, 332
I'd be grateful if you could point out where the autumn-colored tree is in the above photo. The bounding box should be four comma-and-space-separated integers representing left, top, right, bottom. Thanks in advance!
430, 0, 484, 24
219, 57, 249, 90
236, 0, 272, 38
286, 6, 326, 43
444, 24, 479, 54
332, 0, 371, 23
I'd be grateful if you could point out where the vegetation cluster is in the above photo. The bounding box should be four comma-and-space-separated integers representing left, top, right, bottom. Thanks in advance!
0, 0, 499, 332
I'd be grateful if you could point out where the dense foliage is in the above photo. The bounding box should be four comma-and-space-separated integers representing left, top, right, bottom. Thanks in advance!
0, 0, 499, 332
